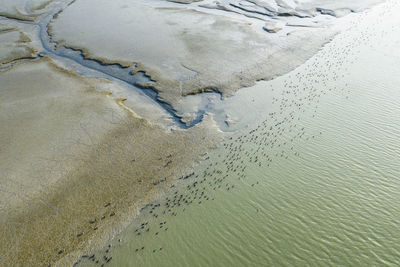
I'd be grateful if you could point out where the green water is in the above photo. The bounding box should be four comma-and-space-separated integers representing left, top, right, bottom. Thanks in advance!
77, 1, 400, 266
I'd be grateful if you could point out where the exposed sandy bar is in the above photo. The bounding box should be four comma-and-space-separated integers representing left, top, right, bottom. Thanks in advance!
0, 23, 37, 66
0, 0, 388, 265
0, 0, 53, 21
48, 0, 334, 124
48, 0, 385, 125
0, 57, 222, 266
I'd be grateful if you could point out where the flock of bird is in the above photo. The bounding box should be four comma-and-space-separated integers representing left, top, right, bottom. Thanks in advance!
73, 1, 396, 266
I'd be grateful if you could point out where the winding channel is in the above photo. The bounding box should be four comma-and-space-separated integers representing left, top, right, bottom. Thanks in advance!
1, 0, 205, 129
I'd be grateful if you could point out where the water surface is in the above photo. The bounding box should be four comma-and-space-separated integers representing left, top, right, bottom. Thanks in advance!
77, 1, 400, 266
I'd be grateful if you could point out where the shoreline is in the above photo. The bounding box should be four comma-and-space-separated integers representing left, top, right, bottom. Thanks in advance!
0, 57, 223, 266
63, 0, 397, 264
0, 0, 391, 266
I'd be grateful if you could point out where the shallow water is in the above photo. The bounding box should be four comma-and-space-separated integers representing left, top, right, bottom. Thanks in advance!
76, 1, 400, 266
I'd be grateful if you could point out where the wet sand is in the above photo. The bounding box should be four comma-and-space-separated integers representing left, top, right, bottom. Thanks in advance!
48, 0, 386, 125
0, 57, 222, 266
0, 0, 390, 266
81, 1, 400, 265
0, 0, 52, 21
0, 23, 36, 65
47, 0, 331, 125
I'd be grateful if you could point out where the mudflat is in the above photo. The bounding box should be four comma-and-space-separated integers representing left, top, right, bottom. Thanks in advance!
0, 58, 221, 266
0, 0, 388, 266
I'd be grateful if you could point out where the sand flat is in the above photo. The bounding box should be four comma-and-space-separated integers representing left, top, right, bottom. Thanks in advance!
49, 0, 335, 123
0, 24, 37, 66
0, 0, 53, 21
0, 57, 123, 210
0, 57, 222, 266
0, 0, 389, 265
